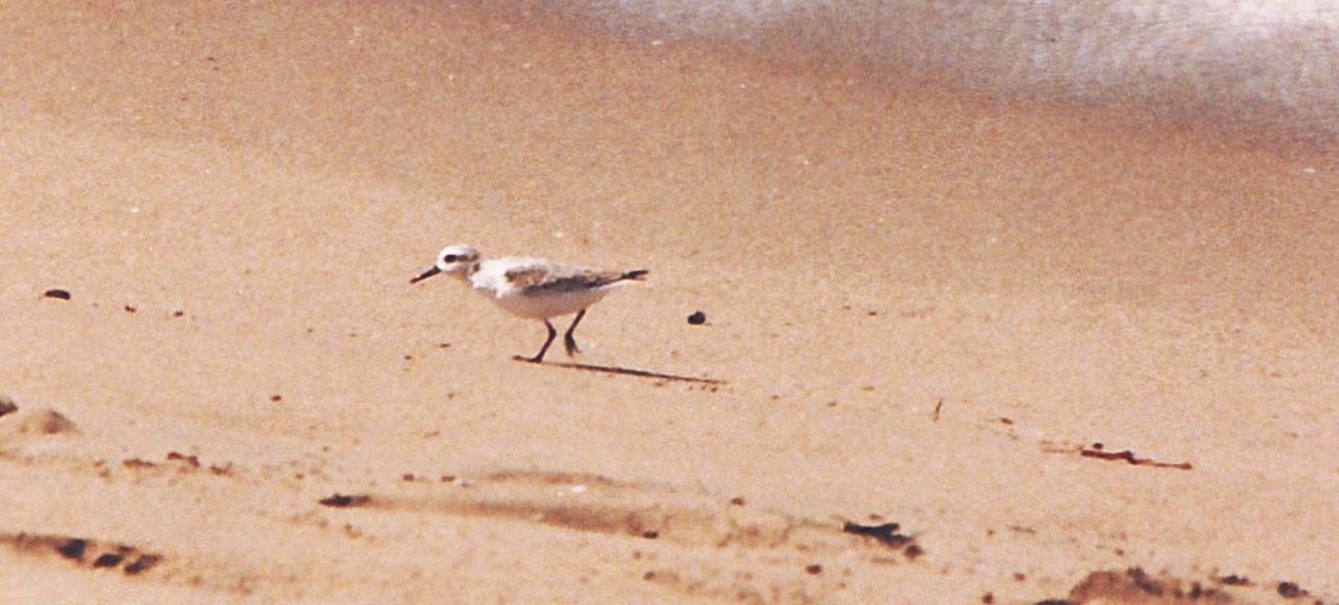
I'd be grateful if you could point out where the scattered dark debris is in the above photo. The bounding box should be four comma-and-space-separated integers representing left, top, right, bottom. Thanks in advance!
687, 311, 707, 325
932, 399, 943, 422
270, 395, 282, 403
1008, 525, 1037, 534
2, 533, 163, 575
729, 497, 746, 506
1014, 572, 1027, 582
440, 475, 456, 483
805, 564, 822, 575
999, 417, 1015, 425
318, 494, 371, 508
641, 531, 659, 540
123, 305, 137, 314
867, 310, 879, 316
1216, 574, 1251, 586
1277, 581, 1305, 598
43, 289, 71, 300
166, 452, 201, 467
402, 473, 415, 481
1079, 443, 1193, 470
643, 571, 656, 581
439, 342, 451, 349
981, 593, 994, 604
841, 521, 911, 549
172, 310, 185, 317
1066, 568, 1233, 604
122, 458, 157, 469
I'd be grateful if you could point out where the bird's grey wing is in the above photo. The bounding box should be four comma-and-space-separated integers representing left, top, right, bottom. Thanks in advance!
511, 267, 632, 295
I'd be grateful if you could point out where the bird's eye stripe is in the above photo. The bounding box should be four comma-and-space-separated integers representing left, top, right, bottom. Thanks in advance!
444, 255, 458, 262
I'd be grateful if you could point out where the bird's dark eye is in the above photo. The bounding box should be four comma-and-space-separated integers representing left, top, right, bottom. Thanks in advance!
443, 254, 459, 262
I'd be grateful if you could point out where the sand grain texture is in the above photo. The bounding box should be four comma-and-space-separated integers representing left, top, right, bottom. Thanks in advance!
2, 2, 1336, 603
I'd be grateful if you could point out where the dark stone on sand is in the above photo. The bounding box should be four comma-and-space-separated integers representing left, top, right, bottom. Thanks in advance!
56, 539, 88, 560
43, 289, 71, 300
319, 493, 371, 508
1278, 581, 1303, 598
93, 552, 124, 567
687, 311, 706, 325
123, 554, 161, 574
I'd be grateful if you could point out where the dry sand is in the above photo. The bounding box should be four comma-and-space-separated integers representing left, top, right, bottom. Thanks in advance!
2, 2, 1336, 603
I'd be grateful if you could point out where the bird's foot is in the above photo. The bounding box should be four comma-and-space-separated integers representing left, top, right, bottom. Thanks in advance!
512, 354, 545, 364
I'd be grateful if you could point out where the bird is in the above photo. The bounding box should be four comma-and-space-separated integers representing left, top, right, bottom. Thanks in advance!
410, 244, 648, 363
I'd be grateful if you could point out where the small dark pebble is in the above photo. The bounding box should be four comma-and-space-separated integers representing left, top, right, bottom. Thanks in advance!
124, 305, 137, 313
43, 289, 71, 300
1014, 572, 1027, 581
270, 395, 282, 402
841, 521, 910, 548
729, 497, 746, 506
123, 554, 161, 575
319, 493, 371, 508
641, 531, 659, 539
172, 310, 185, 317
805, 564, 822, 575
1218, 574, 1250, 586
0, 394, 17, 418
56, 539, 88, 560
1278, 582, 1303, 598
687, 311, 707, 325
402, 473, 415, 481
93, 552, 124, 568
981, 593, 994, 604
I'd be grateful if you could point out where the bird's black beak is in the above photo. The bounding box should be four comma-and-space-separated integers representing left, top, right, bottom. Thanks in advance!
410, 266, 442, 284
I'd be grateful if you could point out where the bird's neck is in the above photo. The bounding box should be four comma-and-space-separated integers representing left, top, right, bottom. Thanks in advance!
455, 262, 481, 282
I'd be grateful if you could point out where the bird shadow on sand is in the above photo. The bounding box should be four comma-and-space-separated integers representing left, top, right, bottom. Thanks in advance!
513, 357, 726, 385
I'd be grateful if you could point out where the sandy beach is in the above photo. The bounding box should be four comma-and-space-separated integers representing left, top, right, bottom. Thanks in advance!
2, 2, 1336, 603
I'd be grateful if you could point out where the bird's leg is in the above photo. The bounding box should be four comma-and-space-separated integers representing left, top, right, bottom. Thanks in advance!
516, 319, 558, 363
563, 309, 587, 356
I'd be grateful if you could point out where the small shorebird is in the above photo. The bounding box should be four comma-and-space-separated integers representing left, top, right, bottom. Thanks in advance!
410, 244, 648, 363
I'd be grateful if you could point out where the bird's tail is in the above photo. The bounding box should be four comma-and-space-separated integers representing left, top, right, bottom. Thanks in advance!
621, 269, 649, 281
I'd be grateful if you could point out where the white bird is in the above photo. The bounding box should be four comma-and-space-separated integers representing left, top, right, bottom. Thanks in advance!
410, 244, 648, 363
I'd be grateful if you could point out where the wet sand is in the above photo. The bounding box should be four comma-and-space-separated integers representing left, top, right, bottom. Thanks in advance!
1, 2, 1336, 603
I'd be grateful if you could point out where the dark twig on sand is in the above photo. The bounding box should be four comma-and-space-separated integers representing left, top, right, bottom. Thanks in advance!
1079, 444, 1192, 470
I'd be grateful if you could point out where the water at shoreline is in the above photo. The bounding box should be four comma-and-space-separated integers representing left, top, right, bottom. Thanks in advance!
468, 0, 1339, 148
